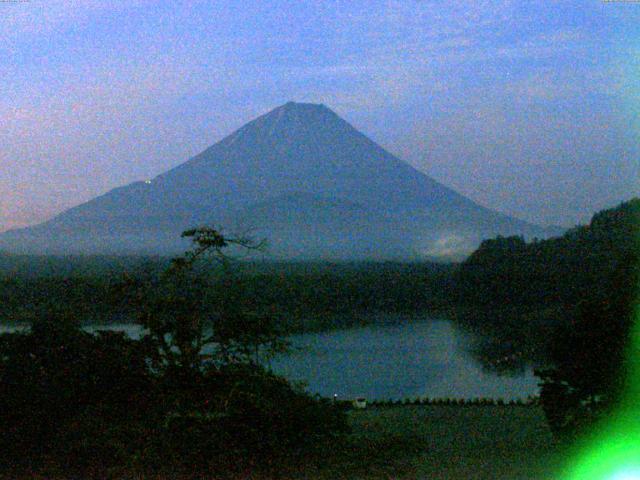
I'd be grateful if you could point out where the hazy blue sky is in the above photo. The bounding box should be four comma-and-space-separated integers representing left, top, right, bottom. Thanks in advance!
1, 0, 638, 231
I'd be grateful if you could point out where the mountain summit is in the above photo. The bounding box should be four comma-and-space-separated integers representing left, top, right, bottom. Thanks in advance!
0, 102, 557, 259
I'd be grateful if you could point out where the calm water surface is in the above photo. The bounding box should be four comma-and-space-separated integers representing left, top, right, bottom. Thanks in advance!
268, 317, 539, 401
2, 316, 539, 400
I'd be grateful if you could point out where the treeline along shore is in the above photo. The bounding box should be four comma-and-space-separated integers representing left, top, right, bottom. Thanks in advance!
0, 256, 455, 332
1, 198, 638, 372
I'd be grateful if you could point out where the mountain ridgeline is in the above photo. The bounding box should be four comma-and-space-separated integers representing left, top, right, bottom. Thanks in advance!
0, 102, 557, 259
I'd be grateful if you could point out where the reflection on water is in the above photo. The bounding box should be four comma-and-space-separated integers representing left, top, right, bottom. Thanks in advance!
269, 317, 539, 400
1, 316, 539, 400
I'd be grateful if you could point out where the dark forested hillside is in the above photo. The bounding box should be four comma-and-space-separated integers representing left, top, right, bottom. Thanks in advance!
454, 198, 640, 371
457, 199, 639, 307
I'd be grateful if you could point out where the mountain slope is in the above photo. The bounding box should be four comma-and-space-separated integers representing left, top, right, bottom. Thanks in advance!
0, 102, 558, 258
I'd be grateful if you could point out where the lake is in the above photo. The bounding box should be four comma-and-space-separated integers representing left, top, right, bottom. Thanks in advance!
2, 316, 539, 401
268, 317, 539, 401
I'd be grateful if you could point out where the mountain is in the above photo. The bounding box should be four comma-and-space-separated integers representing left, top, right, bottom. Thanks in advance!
0, 102, 560, 259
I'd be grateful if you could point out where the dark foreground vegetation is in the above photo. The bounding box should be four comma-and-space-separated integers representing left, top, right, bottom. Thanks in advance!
0, 230, 348, 478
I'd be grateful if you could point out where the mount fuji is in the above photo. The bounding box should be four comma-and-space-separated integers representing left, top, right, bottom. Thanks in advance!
0, 102, 558, 259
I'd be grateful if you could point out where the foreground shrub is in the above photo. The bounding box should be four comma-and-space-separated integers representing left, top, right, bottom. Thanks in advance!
536, 252, 638, 440
0, 229, 349, 477
0, 322, 347, 478
0, 316, 157, 475
145, 364, 348, 477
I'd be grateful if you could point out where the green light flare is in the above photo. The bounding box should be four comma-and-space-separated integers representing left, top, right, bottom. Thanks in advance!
609, 469, 640, 480
561, 226, 640, 480
561, 411, 640, 479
